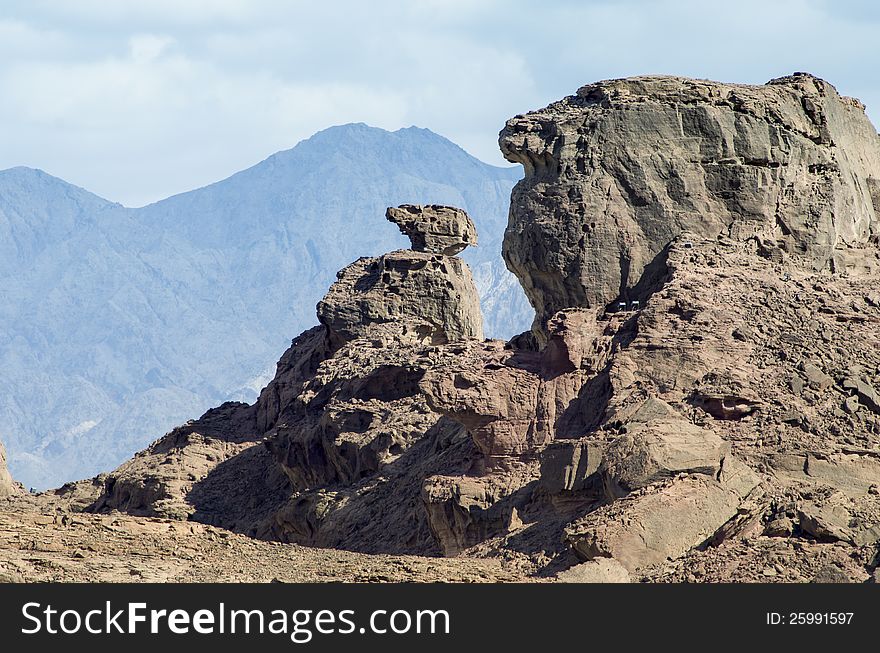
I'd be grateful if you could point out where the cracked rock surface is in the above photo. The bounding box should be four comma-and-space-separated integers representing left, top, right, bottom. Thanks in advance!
500, 73, 880, 339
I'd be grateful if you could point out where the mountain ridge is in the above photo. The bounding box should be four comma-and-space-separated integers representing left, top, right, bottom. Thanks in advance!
0, 123, 530, 489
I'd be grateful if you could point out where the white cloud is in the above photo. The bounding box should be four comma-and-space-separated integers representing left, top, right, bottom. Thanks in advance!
0, 0, 877, 205
0, 18, 71, 57
14, 0, 259, 25
129, 34, 175, 64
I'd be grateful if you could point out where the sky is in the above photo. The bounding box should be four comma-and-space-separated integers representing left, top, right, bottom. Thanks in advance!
1, 0, 878, 207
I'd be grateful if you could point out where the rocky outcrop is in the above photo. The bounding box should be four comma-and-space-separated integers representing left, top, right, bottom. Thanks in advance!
81, 74, 880, 583
317, 252, 483, 348
500, 73, 880, 338
89, 204, 489, 552
0, 440, 20, 498
421, 308, 615, 459
386, 204, 478, 255
88, 401, 291, 530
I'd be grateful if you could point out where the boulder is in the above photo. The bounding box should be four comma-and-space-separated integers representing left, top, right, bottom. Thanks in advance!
841, 374, 880, 414
386, 204, 477, 255
798, 502, 853, 543
557, 558, 631, 583
799, 362, 834, 390
564, 472, 757, 573
600, 418, 730, 497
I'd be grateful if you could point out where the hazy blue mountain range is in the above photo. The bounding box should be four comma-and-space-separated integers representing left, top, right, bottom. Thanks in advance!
0, 124, 530, 489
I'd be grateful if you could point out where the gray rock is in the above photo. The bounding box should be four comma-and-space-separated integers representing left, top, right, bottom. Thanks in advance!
601, 418, 730, 497
764, 518, 794, 537
386, 204, 478, 255
540, 439, 604, 493
843, 395, 861, 414
717, 454, 763, 499
799, 362, 834, 390
499, 73, 880, 338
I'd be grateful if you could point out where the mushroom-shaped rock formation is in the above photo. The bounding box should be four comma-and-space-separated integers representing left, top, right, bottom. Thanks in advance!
386, 204, 478, 255
500, 73, 880, 339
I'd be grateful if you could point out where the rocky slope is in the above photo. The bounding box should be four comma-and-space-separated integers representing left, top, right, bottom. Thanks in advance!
0, 496, 530, 583
17, 73, 880, 583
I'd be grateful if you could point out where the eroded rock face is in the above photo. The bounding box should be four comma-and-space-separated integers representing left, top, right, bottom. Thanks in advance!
317, 206, 483, 347
421, 308, 615, 459
317, 251, 483, 348
1, 440, 20, 498
386, 204, 478, 255
500, 73, 880, 337
318, 204, 483, 348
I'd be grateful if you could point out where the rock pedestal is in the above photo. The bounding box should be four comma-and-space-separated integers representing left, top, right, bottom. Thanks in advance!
317, 204, 483, 348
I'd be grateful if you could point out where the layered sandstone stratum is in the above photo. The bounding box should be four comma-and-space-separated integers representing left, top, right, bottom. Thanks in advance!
2, 73, 880, 583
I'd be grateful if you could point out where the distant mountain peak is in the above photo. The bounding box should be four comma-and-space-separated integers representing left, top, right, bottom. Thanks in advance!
0, 165, 55, 184
0, 165, 113, 205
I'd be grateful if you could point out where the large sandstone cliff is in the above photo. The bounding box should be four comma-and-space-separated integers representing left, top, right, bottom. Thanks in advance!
81, 75, 880, 582
500, 73, 880, 338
